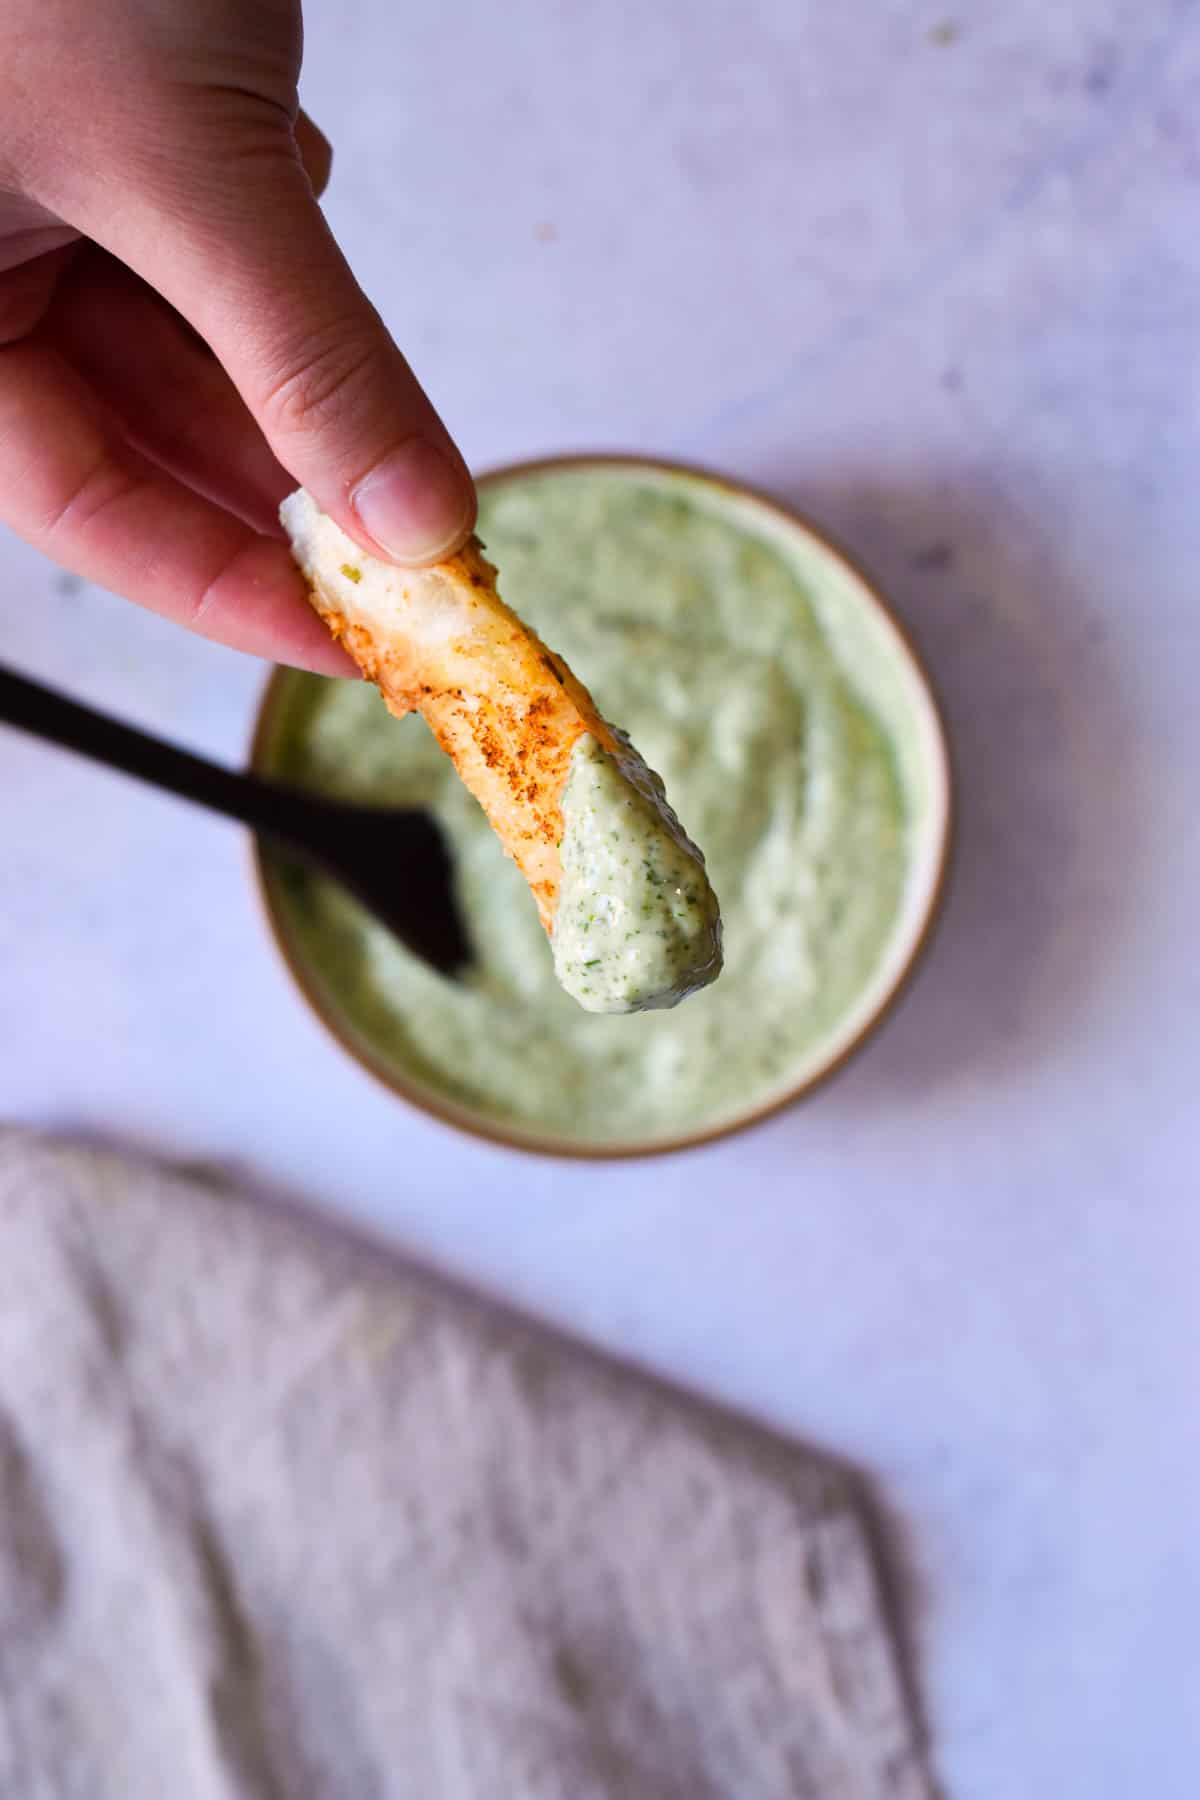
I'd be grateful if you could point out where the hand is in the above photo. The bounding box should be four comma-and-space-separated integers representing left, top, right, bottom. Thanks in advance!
0, 0, 476, 674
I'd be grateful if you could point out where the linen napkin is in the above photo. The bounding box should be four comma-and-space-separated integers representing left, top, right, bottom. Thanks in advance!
0, 1132, 931, 1799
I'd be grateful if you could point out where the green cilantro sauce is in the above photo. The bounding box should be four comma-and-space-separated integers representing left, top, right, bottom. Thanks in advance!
261, 466, 910, 1146
555, 732, 722, 1012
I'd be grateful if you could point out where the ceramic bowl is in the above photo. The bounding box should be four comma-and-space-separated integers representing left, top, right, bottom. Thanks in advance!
250, 455, 952, 1158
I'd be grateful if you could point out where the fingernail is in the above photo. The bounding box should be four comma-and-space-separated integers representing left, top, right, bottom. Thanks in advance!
351, 439, 474, 563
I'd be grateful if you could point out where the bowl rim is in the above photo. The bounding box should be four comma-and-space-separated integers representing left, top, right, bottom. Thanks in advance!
248, 450, 955, 1160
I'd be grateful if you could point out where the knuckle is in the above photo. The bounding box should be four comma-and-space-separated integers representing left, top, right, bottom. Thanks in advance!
42, 450, 146, 542
258, 322, 386, 444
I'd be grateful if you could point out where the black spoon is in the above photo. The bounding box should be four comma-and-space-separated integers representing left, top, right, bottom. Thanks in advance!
0, 663, 472, 976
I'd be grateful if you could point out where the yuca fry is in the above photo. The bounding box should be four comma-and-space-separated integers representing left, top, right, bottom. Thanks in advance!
281, 489, 722, 1012
282, 490, 617, 929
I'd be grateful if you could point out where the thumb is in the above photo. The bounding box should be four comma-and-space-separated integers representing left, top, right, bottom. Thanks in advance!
79, 119, 476, 566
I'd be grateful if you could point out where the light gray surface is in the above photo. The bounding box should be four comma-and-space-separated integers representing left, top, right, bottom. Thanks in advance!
2, 3, 1198, 1795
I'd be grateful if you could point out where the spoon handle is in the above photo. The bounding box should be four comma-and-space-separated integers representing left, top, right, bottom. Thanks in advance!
0, 662, 325, 844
